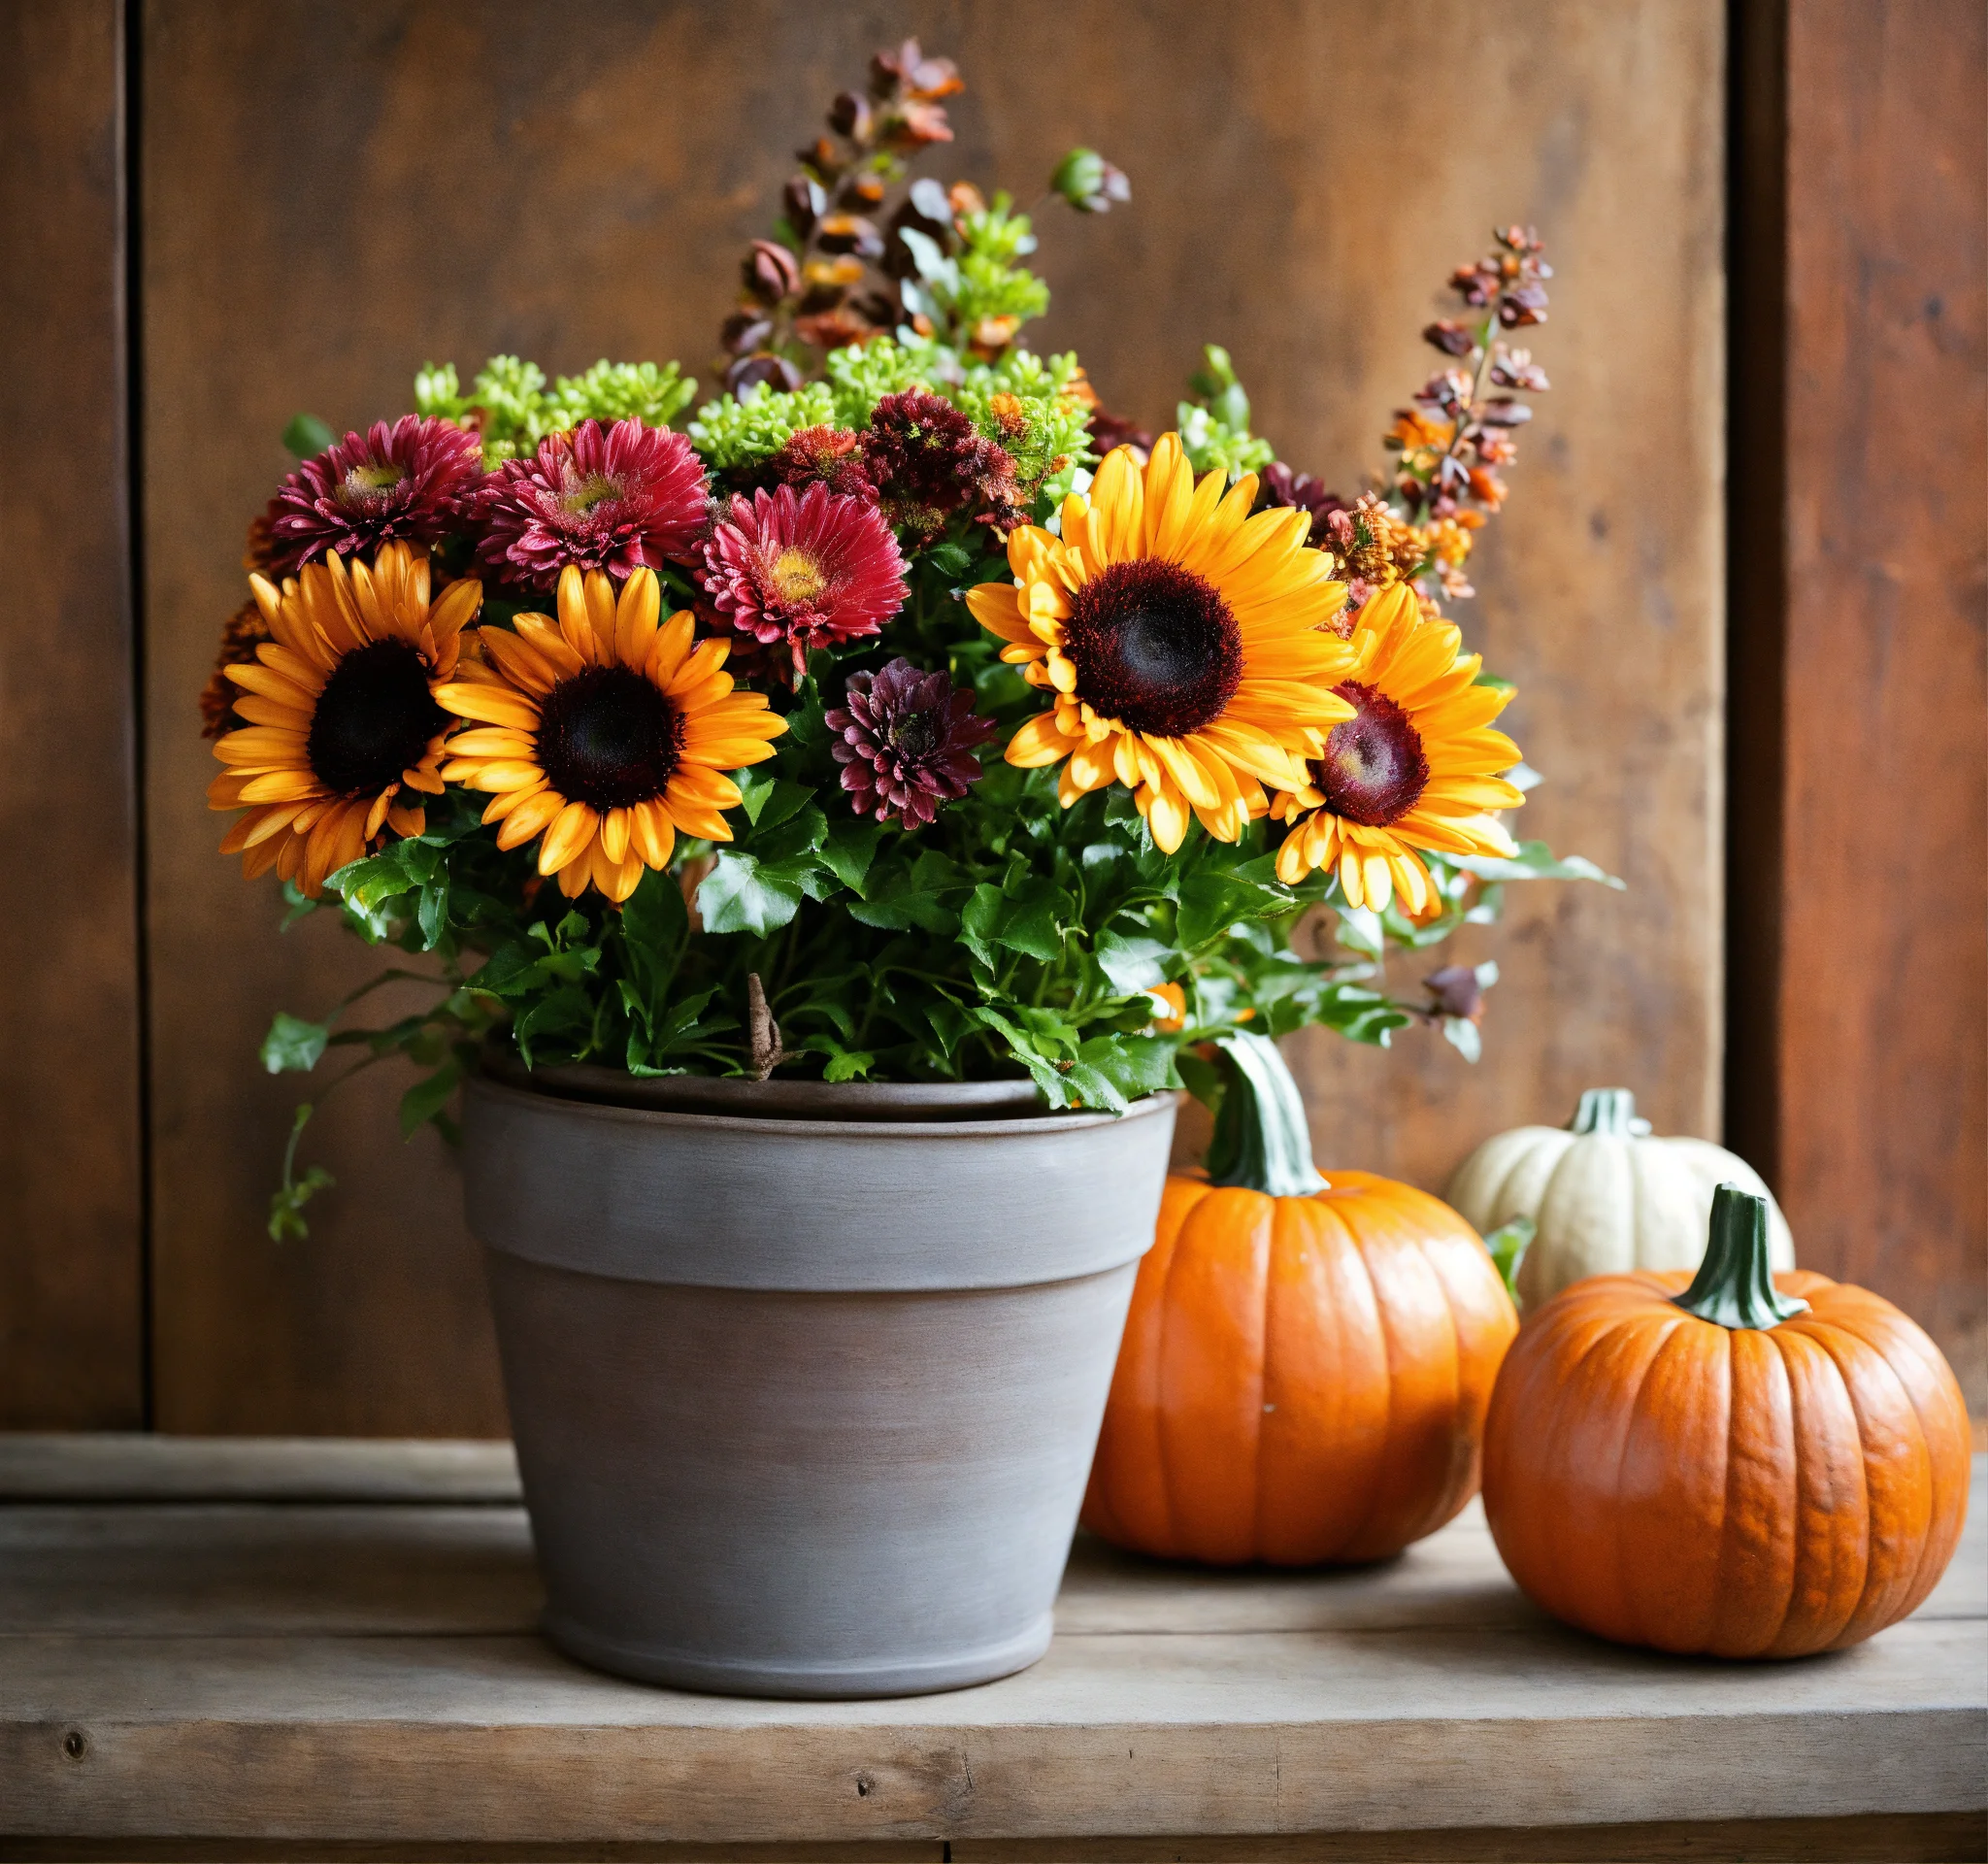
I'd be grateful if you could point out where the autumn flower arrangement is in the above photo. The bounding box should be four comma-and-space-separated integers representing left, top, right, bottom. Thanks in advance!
203, 41, 1610, 1235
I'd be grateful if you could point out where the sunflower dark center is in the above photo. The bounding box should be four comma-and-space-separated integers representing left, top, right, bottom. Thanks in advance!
534, 665, 682, 811
1314, 682, 1430, 827
306, 638, 446, 797
1062, 558, 1242, 738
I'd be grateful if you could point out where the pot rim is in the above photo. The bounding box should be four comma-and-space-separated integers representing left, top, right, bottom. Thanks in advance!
467, 1066, 1179, 1140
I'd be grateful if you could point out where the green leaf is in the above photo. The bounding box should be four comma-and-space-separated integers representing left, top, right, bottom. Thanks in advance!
961, 878, 1064, 965
926, 540, 974, 579
1094, 932, 1170, 995
282, 412, 335, 457
848, 849, 965, 934
261, 1013, 328, 1075
619, 864, 688, 956
1450, 841, 1625, 888
1176, 868, 1289, 949
697, 849, 807, 936
398, 1062, 460, 1140
739, 773, 816, 831
819, 816, 886, 894
1483, 1215, 1535, 1299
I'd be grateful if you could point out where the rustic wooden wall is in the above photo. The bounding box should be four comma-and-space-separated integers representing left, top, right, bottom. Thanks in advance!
134, 0, 1727, 1432
0, 0, 146, 1427
1729, 0, 1986, 1404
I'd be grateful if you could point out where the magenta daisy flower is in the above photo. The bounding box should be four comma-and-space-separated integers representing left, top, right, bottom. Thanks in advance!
477, 417, 708, 592
701, 482, 908, 677
267, 416, 482, 574
826, 658, 997, 827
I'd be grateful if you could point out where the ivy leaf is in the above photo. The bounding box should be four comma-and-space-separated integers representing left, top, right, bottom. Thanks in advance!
698, 849, 808, 937
1095, 932, 1170, 995
961, 877, 1064, 964
739, 773, 817, 831
925, 539, 974, 579
398, 1061, 460, 1139
848, 849, 966, 933
261, 1013, 328, 1075
820, 816, 886, 894
1176, 867, 1289, 949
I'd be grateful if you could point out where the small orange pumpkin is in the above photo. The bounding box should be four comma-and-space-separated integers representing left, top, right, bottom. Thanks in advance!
1482, 1184, 1972, 1657
1082, 1034, 1519, 1565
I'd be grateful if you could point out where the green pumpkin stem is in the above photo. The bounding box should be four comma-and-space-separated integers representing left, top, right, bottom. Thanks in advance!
1672, 1183, 1807, 1330
1570, 1087, 1639, 1135
1204, 1031, 1326, 1199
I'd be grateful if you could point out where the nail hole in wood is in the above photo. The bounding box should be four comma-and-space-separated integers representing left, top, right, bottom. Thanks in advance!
61, 1730, 87, 1761
855, 1773, 874, 1797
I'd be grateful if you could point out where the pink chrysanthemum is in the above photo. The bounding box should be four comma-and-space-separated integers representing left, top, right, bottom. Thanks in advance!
701, 482, 908, 676
267, 416, 482, 574
826, 657, 997, 828
477, 417, 708, 593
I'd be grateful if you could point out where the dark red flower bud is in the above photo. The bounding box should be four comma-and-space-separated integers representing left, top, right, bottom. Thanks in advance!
842, 173, 887, 209
1475, 398, 1533, 427
1424, 965, 1485, 1023
815, 214, 886, 260
829, 90, 874, 143
783, 175, 826, 236
720, 313, 775, 355
743, 239, 802, 306
1422, 318, 1476, 357
725, 353, 803, 398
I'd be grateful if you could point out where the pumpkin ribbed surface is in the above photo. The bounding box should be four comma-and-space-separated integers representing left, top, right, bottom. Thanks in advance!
1481, 1267, 1972, 1656
1081, 1169, 1518, 1566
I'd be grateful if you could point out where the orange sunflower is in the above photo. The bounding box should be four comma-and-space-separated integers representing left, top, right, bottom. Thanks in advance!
1270, 583, 1525, 915
209, 542, 478, 895
966, 434, 1357, 852
436, 564, 786, 903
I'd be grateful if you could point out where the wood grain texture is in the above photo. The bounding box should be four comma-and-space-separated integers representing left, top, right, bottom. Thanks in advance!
0, 1443, 1981, 1847
0, 1822, 1982, 1864
1767, 0, 1987, 1402
0, 1, 145, 1426
139, 0, 1724, 1430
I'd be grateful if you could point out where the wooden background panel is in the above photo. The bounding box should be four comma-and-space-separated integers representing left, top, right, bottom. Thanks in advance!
141, 0, 1723, 1432
0, 0, 145, 1426
1773, 0, 1986, 1401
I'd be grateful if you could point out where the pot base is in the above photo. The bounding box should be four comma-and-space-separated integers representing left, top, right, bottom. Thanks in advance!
543, 1607, 1054, 1700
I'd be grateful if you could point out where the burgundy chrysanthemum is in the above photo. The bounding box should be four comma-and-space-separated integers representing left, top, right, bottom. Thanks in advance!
769, 424, 877, 500
862, 389, 1005, 544
477, 417, 708, 592
1085, 406, 1154, 463
825, 657, 997, 828
1257, 461, 1349, 549
267, 416, 482, 574
701, 482, 908, 674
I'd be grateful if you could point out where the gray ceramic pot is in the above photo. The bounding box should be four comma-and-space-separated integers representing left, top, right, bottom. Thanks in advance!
461, 1068, 1176, 1699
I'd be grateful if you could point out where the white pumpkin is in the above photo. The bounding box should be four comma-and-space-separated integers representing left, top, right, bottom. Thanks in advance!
1445, 1087, 1795, 1312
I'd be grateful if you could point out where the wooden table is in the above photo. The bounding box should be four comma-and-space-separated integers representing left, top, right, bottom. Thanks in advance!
2, 1436, 1982, 1862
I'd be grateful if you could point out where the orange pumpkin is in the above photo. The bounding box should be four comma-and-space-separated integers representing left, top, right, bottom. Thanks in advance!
1482, 1184, 1972, 1657
1082, 1034, 1519, 1565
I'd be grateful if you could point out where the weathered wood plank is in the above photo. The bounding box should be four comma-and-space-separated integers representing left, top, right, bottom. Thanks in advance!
4, 1620, 1980, 1842
137, 0, 1727, 1432
1725, 0, 1988, 1406
0, 0, 145, 1427
0, 1818, 1980, 1864
0, 1434, 520, 1503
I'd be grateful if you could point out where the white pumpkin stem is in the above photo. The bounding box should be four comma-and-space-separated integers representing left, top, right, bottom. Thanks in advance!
1570, 1087, 1640, 1135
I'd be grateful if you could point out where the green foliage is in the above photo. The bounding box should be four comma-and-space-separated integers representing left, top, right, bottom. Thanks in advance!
1482, 1215, 1535, 1299
543, 359, 696, 431
896, 193, 1051, 349
1176, 345, 1276, 481
282, 413, 335, 458
687, 381, 838, 469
